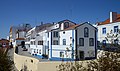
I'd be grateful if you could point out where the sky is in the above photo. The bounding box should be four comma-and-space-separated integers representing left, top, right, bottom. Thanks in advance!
0, 0, 120, 38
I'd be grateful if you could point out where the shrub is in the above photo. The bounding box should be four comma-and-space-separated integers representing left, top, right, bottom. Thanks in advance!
56, 51, 120, 71
0, 48, 14, 71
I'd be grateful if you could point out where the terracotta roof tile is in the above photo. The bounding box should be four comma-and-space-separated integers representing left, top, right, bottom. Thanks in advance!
64, 24, 79, 31
16, 38, 25, 40
98, 14, 120, 25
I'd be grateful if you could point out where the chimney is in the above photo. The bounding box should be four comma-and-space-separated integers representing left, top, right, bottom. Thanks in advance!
41, 22, 43, 25
61, 23, 64, 30
110, 12, 117, 23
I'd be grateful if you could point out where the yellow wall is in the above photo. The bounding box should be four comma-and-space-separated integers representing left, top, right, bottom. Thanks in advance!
14, 53, 39, 71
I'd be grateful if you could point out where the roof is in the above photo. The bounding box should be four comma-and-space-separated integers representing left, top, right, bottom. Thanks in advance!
16, 38, 25, 40
98, 14, 120, 25
58, 19, 76, 25
64, 24, 79, 31
0, 39, 9, 43
75, 22, 97, 30
47, 22, 97, 32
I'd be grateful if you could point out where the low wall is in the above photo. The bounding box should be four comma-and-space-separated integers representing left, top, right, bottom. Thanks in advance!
37, 61, 61, 71
14, 53, 39, 71
14, 47, 90, 71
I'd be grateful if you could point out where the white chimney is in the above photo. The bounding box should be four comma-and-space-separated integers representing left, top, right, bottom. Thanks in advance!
61, 23, 64, 30
110, 12, 117, 23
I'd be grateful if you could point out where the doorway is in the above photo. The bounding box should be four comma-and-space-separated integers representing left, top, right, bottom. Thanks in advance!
79, 51, 84, 60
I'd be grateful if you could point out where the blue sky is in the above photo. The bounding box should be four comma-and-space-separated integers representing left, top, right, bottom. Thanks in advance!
0, 0, 120, 38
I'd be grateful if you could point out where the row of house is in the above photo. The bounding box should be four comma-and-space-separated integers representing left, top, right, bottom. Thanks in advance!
9, 24, 31, 46
11, 20, 97, 61
9, 12, 120, 61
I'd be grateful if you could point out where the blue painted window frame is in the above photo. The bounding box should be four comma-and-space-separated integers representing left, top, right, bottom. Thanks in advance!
114, 26, 118, 33
102, 28, 106, 34
63, 39, 66, 45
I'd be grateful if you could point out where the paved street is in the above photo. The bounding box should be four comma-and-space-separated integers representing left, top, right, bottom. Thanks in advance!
17, 46, 49, 62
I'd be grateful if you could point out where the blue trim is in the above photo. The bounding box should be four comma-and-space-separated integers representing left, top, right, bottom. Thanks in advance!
52, 49, 72, 51
49, 57, 75, 61
95, 30, 97, 59
102, 27, 106, 34
72, 30, 74, 60
114, 26, 118, 33
34, 55, 43, 59
50, 32, 52, 58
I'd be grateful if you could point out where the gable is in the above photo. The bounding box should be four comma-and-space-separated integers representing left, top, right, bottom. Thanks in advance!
75, 22, 97, 31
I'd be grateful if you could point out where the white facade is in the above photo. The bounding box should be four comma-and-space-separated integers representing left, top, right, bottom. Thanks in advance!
24, 20, 97, 61
48, 30, 75, 61
25, 27, 36, 53
98, 22, 120, 43
48, 21, 97, 61
97, 12, 120, 47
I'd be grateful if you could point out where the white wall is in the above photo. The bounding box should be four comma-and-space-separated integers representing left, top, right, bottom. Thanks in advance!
52, 45, 72, 58
59, 30, 72, 45
97, 22, 120, 43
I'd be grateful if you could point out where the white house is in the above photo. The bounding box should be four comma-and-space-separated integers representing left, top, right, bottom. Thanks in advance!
10, 24, 31, 47
26, 23, 54, 58
48, 20, 97, 61
97, 12, 120, 47
25, 27, 36, 53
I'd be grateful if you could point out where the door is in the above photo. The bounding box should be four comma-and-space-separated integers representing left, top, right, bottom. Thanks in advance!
79, 51, 84, 60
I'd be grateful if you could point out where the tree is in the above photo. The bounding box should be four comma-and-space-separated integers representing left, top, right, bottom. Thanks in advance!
0, 48, 14, 71
105, 30, 120, 47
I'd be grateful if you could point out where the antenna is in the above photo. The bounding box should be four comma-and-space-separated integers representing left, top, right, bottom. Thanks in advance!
35, 18, 37, 25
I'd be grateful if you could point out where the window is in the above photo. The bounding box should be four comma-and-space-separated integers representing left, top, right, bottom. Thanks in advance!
64, 22, 69, 28
63, 31, 65, 34
39, 50, 41, 54
79, 38, 84, 46
53, 40, 58, 45
89, 38, 94, 46
70, 37, 72, 39
34, 41, 35, 45
84, 27, 89, 37
114, 39, 118, 45
102, 40, 106, 45
38, 41, 43, 45
47, 32, 49, 37
63, 39, 66, 45
102, 28, 106, 34
60, 52, 64, 57
53, 31, 58, 37
31, 41, 33, 45
114, 26, 118, 33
